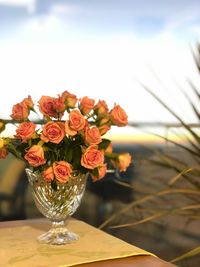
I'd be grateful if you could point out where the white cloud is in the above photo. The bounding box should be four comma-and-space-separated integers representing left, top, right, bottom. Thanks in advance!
50, 3, 81, 16
0, 0, 36, 13
22, 3, 81, 33
24, 15, 60, 32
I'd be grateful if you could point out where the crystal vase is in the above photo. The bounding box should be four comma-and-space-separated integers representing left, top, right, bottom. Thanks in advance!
25, 168, 87, 245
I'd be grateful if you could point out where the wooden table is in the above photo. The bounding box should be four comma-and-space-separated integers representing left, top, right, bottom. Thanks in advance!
0, 219, 176, 267
78, 255, 176, 267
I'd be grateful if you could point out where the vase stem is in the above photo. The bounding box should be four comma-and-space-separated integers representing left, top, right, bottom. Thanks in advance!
37, 219, 79, 245
51, 220, 65, 229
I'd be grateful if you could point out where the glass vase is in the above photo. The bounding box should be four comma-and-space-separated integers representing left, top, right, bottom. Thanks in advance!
25, 168, 87, 245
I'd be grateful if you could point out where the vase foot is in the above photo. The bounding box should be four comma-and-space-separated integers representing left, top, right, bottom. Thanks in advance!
37, 228, 79, 245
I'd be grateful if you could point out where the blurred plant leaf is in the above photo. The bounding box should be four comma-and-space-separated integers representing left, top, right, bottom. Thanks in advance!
187, 78, 200, 100
171, 246, 200, 263
99, 188, 200, 229
110, 211, 167, 229
140, 83, 200, 144
168, 167, 193, 185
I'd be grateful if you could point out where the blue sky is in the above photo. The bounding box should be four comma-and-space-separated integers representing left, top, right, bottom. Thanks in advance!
0, 0, 199, 38
0, 0, 199, 139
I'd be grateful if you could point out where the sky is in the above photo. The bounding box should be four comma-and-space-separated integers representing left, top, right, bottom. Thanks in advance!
0, 0, 200, 141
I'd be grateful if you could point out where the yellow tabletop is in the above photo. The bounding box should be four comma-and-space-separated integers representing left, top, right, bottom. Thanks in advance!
0, 218, 155, 267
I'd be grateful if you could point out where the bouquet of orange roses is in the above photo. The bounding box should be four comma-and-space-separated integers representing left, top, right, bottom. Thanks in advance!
0, 90, 132, 188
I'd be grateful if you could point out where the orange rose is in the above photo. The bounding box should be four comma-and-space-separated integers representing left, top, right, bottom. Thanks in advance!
69, 110, 86, 131
53, 161, 72, 183
85, 126, 102, 145
24, 145, 46, 167
65, 121, 77, 136
16, 122, 36, 142
91, 164, 107, 181
65, 110, 86, 136
95, 100, 108, 116
53, 96, 66, 113
81, 145, 104, 169
79, 96, 95, 114
42, 166, 54, 182
10, 102, 29, 121
0, 148, 8, 159
22, 95, 34, 109
113, 153, 132, 172
41, 121, 65, 144
61, 90, 77, 108
110, 104, 128, 126
38, 96, 57, 118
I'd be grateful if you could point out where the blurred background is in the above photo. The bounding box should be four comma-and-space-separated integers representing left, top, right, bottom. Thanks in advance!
0, 1, 200, 266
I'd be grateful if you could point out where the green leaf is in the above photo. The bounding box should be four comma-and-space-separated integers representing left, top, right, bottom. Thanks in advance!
78, 166, 88, 174
51, 180, 57, 191
65, 147, 73, 162
7, 143, 23, 160
105, 152, 118, 159
98, 139, 111, 150
28, 139, 32, 148
92, 168, 99, 178
63, 137, 70, 147
71, 146, 82, 169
